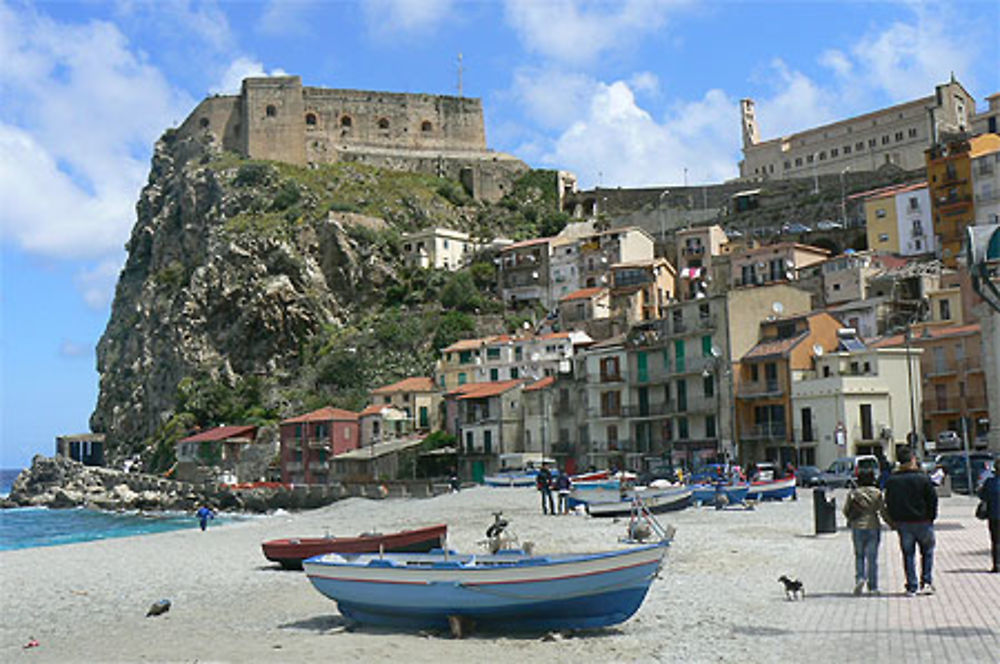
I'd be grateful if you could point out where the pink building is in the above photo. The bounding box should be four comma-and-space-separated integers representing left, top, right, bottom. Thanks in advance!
280, 407, 359, 484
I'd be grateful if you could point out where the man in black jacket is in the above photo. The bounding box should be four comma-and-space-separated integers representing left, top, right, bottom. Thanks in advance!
884, 447, 938, 596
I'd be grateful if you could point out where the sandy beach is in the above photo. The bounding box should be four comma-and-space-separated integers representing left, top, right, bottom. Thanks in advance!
2, 486, 998, 663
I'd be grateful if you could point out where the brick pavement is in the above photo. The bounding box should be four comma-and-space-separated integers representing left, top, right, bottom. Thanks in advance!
767, 490, 999, 663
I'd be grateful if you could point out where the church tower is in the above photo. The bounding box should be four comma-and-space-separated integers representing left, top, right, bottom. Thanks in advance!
741, 98, 760, 148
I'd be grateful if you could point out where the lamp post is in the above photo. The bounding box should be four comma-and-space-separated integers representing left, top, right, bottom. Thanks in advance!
889, 313, 921, 461
658, 189, 670, 248
840, 166, 851, 226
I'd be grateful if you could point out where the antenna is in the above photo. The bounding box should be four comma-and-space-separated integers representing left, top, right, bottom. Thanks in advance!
812, 344, 824, 357
772, 301, 784, 315
457, 53, 464, 98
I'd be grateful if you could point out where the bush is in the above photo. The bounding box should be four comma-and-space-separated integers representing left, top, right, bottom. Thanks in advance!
433, 311, 476, 351
271, 181, 301, 211
440, 271, 483, 312
233, 163, 273, 187
436, 180, 471, 206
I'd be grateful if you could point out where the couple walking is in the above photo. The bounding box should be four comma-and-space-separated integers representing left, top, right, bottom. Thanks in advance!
842, 447, 937, 596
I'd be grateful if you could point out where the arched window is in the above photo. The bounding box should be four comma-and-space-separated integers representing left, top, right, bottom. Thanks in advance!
341, 115, 352, 128
265, 104, 277, 117
199, 117, 210, 128
421, 120, 432, 132
305, 112, 317, 126
378, 118, 390, 130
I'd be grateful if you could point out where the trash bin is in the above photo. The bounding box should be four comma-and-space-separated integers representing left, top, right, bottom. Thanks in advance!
813, 487, 837, 534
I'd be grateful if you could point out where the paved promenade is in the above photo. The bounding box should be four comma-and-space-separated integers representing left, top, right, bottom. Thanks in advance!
742, 490, 999, 663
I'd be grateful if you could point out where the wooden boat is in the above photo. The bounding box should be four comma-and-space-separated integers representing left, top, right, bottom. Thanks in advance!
303, 540, 670, 632
261, 524, 448, 570
586, 487, 693, 518
745, 476, 797, 501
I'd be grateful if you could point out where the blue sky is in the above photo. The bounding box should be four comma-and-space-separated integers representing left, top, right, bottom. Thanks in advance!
1, 0, 998, 468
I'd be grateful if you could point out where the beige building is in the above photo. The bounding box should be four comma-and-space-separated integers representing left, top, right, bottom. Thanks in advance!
740, 77, 975, 180
730, 243, 830, 288
549, 236, 581, 304
578, 227, 655, 289
675, 224, 730, 300
972, 92, 1000, 136
864, 182, 934, 257
401, 228, 475, 271
971, 135, 1000, 225
609, 258, 677, 325
369, 376, 440, 431
499, 238, 552, 308
792, 345, 922, 469
821, 252, 879, 306
558, 287, 611, 328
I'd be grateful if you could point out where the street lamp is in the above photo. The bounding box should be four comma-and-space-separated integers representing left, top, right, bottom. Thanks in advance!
657, 189, 670, 247
840, 166, 851, 226
888, 313, 921, 460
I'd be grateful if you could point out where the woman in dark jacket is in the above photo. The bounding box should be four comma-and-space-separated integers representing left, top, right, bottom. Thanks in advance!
977, 459, 1000, 573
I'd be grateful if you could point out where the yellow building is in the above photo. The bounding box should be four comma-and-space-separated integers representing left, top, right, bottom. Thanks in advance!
863, 182, 933, 256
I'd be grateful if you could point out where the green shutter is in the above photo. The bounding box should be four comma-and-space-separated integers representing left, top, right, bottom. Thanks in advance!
702, 335, 713, 357
637, 351, 648, 383
674, 339, 685, 372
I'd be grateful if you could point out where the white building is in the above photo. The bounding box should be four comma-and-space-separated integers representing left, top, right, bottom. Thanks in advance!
792, 343, 922, 469
972, 137, 1000, 225
402, 227, 475, 270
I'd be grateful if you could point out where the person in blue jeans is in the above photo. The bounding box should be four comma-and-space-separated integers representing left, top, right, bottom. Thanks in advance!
884, 447, 938, 596
842, 469, 889, 594
977, 459, 1000, 573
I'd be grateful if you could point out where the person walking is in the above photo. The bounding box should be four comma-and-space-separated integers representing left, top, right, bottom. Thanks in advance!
536, 464, 554, 515
555, 469, 572, 514
842, 469, 889, 594
977, 459, 1000, 573
196, 504, 215, 531
884, 447, 938, 596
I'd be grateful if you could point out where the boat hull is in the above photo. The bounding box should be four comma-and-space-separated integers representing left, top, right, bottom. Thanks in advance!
483, 472, 538, 487
304, 542, 668, 631
262, 524, 447, 570
746, 477, 797, 501
690, 483, 750, 505
586, 488, 692, 518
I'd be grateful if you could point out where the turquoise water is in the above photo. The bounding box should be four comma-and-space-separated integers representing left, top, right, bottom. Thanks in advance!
0, 468, 238, 551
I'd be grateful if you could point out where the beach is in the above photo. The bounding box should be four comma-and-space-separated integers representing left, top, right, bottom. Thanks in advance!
2, 486, 998, 663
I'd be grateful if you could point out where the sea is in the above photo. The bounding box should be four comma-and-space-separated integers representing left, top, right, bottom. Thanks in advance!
0, 467, 240, 551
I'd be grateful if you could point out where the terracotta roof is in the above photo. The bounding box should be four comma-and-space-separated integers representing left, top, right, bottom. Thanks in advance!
533, 332, 570, 341
524, 376, 556, 392
180, 425, 257, 443
872, 323, 981, 348
456, 379, 524, 399
359, 404, 388, 417
442, 337, 490, 352
282, 407, 359, 424
500, 237, 552, 252
560, 286, 606, 302
742, 332, 808, 360
372, 376, 435, 394
738, 242, 830, 257
864, 181, 928, 201
969, 133, 1000, 159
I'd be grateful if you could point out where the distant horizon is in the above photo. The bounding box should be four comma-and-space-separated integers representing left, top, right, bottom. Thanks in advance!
2, 0, 998, 468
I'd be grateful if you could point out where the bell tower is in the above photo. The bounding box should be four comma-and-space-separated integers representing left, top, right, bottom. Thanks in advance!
741, 98, 760, 148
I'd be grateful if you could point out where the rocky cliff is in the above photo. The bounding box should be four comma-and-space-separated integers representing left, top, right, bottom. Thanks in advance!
90, 131, 563, 466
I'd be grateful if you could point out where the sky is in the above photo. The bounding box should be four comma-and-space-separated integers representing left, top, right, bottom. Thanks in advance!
1, 0, 998, 469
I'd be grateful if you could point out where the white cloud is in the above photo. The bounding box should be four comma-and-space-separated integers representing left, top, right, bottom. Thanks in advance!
0, 4, 191, 306
75, 256, 124, 311
504, 0, 682, 65
113, 0, 234, 54
256, 0, 313, 37
59, 338, 92, 359
210, 57, 288, 95
511, 68, 600, 130
362, 0, 455, 37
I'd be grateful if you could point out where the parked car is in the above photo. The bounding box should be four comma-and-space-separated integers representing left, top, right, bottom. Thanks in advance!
935, 452, 995, 494
750, 461, 777, 482
817, 455, 879, 488
795, 465, 823, 487
782, 222, 812, 234
816, 220, 844, 230
936, 430, 962, 452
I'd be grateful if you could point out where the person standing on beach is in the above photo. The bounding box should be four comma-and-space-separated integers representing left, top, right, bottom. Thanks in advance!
536, 464, 554, 515
977, 459, 1000, 573
884, 447, 938, 596
196, 505, 215, 531
842, 469, 889, 594
555, 469, 572, 514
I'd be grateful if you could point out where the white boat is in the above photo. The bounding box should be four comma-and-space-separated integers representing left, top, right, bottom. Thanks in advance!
586, 486, 693, 518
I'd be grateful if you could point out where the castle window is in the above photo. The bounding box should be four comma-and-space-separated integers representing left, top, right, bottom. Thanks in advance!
908, 128, 918, 138
830, 148, 838, 158
266, 105, 277, 117
341, 115, 352, 128
844, 145, 851, 154
199, 117, 210, 128
421, 120, 433, 132
378, 118, 390, 130
856, 142, 864, 151
305, 113, 317, 126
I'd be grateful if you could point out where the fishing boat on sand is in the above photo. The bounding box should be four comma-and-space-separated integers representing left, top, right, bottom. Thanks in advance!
303, 515, 673, 633
483, 453, 555, 487
745, 476, 797, 501
261, 524, 448, 570
586, 486, 692, 518
690, 482, 750, 506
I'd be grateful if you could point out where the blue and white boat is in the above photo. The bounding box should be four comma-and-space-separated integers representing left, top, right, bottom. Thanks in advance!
690, 482, 750, 506
745, 476, 797, 501
586, 486, 692, 518
483, 453, 555, 487
303, 541, 670, 632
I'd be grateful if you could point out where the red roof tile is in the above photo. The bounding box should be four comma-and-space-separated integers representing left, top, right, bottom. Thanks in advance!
180, 425, 257, 444
359, 404, 389, 417
282, 407, 359, 424
524, 376, 556, 392
742, 333, 807, 360
872, 323, 981, 348
372, 376, 436, 394
456, 379, 524, 399
560, 286, 606, 302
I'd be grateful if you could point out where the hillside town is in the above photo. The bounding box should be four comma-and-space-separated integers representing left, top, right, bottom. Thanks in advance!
55, 77, 1000, 490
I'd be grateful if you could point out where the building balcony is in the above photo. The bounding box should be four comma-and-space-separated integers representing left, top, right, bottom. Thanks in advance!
737, 381, 783, 399
682, 245, 706, 257
696, 315, 718, 330
600, 372, 624, 383
285, 461, 304, 472
308, 438, 331, 450
741, 422, 788, 441
285, 438, 303, 451
925, 365, 957, 378
588, 407, 623, 419
672, 320, 687, 334
927, 394, 988, 414
975, 190, 1000, 205
308, 460, 330, 472
621, 402, 675, 418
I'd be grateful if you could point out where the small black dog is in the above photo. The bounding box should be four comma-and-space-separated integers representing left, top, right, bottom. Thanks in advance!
778, 575, 805, 600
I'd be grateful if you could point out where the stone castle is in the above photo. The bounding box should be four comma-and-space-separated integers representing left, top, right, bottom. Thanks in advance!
177, 75, 528, 201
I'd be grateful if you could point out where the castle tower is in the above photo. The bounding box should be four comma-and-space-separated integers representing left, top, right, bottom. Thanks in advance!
241, 76, 306, 165
741, 98, 760, 148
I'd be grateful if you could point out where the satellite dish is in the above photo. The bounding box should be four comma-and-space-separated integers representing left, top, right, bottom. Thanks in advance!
813, 344, 824, 356
772, 301, 784, 314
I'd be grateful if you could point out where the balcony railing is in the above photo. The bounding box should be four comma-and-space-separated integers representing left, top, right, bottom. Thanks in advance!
742, 422, 788, 440
285, 461, 304, 472
926, 394, 988, 414
308, 460, 330, 472
621, 402, 675, 417
588, 407, 623, 419
682, 245, 706, 256
308, 438, 331, 450
737, 380, 783, 398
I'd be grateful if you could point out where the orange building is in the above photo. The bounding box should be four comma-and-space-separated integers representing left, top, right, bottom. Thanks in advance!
735, 311, 843, 466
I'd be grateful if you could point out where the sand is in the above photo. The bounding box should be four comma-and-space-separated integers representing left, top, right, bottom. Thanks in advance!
1, 486, 995, 663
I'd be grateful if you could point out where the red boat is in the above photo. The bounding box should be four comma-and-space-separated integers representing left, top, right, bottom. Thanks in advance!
262, 524, 448, 570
